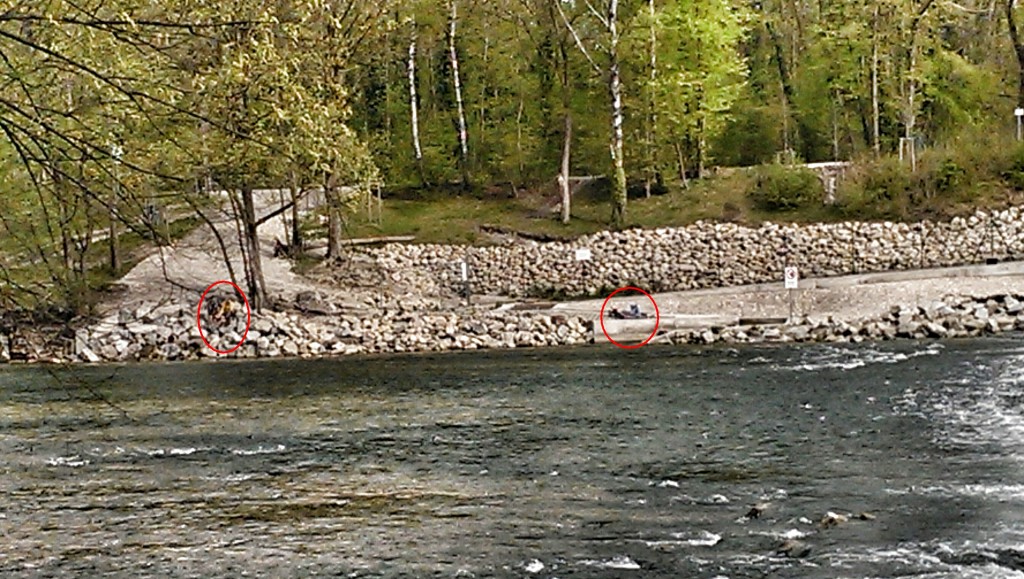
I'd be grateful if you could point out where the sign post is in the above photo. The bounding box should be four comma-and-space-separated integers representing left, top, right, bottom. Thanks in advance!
784, 266, 799, 323
575, 247, 592, 295
1015, 108, 1024, 141
460, 260, 470, 304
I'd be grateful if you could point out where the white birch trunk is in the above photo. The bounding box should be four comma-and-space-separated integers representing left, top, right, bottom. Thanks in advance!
645, 0, 656, 198
609, 0, 627, 227
448, 0, 470, 186
407, 29, 423, 168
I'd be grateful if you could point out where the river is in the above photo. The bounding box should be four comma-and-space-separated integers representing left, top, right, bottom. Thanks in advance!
3, 340, 1024, 577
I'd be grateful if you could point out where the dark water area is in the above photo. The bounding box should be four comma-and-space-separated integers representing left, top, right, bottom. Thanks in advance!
3, 340, 1024, 577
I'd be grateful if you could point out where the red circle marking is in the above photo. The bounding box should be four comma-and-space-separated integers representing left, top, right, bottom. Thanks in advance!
599, 286, 661, 349
196, 280, 251, 354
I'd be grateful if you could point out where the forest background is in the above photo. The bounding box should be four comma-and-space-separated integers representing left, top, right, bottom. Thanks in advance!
4, 0, 1024, 314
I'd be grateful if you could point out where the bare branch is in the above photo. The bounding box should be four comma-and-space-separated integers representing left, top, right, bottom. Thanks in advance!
584, 0, 610, 29
555, 0, 601, 73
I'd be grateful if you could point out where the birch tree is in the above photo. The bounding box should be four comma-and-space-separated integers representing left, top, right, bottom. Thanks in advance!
447, 0, 471, 188
556, 0, 629, 227
407, 19, 427, 183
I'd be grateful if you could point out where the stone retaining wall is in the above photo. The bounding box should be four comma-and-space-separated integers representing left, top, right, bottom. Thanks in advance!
361, 207, 1024, 298
10, 206, 1024, 364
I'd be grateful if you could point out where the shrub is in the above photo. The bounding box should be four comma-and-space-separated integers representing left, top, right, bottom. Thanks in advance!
835, 157, 912, 219
746, 164, 821, 212
1002, 143, 1024, 191
931, 158, 966, 195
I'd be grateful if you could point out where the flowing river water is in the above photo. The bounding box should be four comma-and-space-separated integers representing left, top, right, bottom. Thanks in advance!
4, 339, 1024, 577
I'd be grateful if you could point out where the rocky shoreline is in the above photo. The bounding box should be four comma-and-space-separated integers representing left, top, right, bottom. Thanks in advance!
1, 299, 595, 364
667, 293, 1024, 346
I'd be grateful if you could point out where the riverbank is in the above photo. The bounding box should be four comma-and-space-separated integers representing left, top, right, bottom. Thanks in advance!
8, 204, 1024, 364
4, 267, 1024, 363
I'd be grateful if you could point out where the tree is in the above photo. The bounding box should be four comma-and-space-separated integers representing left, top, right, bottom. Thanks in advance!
556, 0, 629, 227
447, 0, 471, 188
655, 0, 750, 178
407, 17, 427, 183
0, 0, 385, 313
1008, 0, 1024, 107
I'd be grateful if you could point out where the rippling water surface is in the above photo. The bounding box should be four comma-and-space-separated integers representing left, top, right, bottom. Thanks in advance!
4, 340, 1024, 577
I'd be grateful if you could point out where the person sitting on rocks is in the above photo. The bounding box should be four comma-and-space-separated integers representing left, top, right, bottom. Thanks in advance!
205, 295, 239, 325
214, 299, 238, 323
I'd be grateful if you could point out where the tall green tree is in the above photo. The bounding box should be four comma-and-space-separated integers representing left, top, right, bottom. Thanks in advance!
654, 0, 750, 178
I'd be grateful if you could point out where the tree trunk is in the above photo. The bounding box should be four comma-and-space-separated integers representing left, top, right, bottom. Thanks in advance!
905, 0, 935, 141
608, 0, 627, 228
674, 141, 689, 187
871, 4, 881, 154
516, 94, 525, 186
560, 112, 573, 224
240, 186, 266, 311
448, 0, 470, 188
108, 166, 119, 272
1009, 0, 1024, 106
645, 0, 657, 198
325, 175, 344, 261
108, 209, 119, 273
767, 21, 795, 155
831, 89, 840, 160
289, 171, 302, 248
407, 25, 425, 183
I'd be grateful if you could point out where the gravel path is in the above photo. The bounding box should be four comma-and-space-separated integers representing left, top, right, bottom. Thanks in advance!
101, 190, 335, 316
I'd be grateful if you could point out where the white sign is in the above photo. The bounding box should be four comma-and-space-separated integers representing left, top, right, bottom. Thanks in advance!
784, 266, 799, 289
575, 248, 592, 261
460, 260, 468, 281
1015, 108, 1024, 117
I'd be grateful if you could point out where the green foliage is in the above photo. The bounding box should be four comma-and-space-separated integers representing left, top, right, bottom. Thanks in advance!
835, 134, 1024, 219
653, 0, 751, 173
747, 164, 821, 212
835, 157, 913, 218
1004, 147, 1024, 192
711, 103, 781, 166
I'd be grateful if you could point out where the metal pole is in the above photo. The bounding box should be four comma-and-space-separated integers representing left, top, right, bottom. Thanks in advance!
788, 288, 795, 323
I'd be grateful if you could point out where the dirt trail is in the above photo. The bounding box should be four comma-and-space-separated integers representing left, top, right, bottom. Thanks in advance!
100, 190, 336, 316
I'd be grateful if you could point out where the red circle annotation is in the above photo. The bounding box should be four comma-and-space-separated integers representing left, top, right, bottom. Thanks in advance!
196, 280, 252, 355
599, 286, 660, 349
